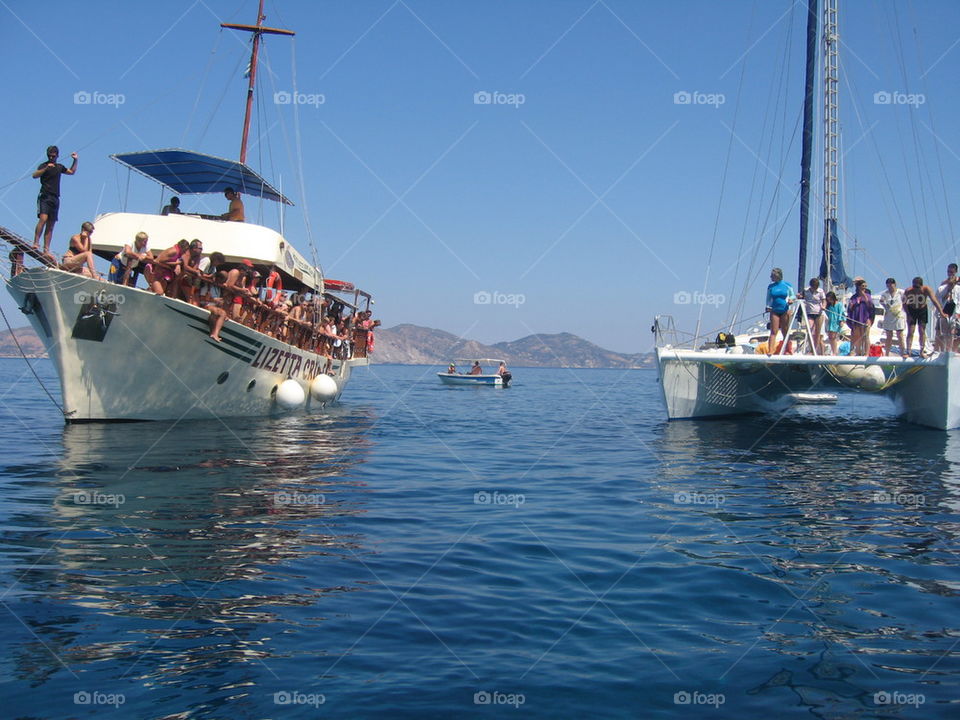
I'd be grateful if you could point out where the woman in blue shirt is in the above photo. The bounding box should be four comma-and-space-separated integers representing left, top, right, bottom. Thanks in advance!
765, 267, 796, 354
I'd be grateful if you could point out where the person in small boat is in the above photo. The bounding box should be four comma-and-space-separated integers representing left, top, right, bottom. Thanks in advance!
879, 277, 907, 358
61, 221, 101, 278
497, 362, 512, 386
469, 361, 483, 375
801, 277, 826, 354
447, 363, 457, 374
221, 188, 245, 222
846, 277, 874, 355
765, 267, 795, 354
160, 196, 182, 215
904, 276, 944, 358
935, 264, 959, 352
33, 145, 77, 254
824, 291, 846, 355
108, 231, 153, 286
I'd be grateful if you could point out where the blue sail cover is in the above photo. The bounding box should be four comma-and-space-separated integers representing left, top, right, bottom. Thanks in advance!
111, 149, 293, 205
818, 218, 854, 287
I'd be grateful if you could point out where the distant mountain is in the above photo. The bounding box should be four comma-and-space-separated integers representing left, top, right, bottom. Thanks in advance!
374, 324, 652, 368
0, 326, 46, 358
1, 323, 654, 369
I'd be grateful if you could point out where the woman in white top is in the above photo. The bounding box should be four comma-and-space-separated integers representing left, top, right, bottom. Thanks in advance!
801, 278, 826, 354
880, 277, 907, 358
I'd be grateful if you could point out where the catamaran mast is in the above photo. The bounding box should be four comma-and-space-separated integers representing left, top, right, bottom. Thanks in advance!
221, 0, 295, 165
822, 0, 840, 293
798, 0, 819, 292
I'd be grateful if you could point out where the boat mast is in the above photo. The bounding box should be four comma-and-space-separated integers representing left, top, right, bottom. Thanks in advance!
822, 0, 840, 293
797, 0, 819, 292
221, 0, 295, 165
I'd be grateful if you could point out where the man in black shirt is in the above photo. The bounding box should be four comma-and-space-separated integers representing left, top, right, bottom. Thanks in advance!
32, 145, 78, 253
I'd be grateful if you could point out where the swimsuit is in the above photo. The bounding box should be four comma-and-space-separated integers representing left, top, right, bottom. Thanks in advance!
903, 287, 928, 325
766, 280, 794, 316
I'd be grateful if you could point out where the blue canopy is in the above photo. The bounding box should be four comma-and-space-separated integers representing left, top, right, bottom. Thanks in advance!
111, 149, 293, 205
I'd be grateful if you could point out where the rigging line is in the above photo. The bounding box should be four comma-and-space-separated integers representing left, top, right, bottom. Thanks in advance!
888, 2, 932, 271
259, 34, 295, 231
907, 0, 954, 257
289, 37, 323, 279
730, 3, 795, 327
839, 59, 916, 274
259, 41, 279, 228
732, 20, 802, 327
697, 0, 757, 341
732, 108, 804, 327
197, 40, 249, 148
0, 300, 64, 414
182, 28, 223, 146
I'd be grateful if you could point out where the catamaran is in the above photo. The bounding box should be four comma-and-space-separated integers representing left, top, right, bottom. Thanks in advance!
1, 1, 374, 422
654, 0, 960, 430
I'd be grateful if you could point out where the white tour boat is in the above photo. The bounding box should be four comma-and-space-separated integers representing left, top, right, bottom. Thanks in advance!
1, 2, 374, 422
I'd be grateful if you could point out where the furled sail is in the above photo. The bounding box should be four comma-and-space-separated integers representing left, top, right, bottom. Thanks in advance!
818, 218, 854, 287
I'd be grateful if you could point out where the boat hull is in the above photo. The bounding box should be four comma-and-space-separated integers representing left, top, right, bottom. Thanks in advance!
656, 346, 960, 430
437, 372, 502, 386
6, 268, 367, 422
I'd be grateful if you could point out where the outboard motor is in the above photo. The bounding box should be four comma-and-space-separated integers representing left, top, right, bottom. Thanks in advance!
501, 372, 512, 388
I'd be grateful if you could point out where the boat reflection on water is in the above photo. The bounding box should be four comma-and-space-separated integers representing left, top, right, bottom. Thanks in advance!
652, 414, 960, 715
12, 409, 375, 692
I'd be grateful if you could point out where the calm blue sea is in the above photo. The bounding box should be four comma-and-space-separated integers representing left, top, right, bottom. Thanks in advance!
0, 358, 957, 718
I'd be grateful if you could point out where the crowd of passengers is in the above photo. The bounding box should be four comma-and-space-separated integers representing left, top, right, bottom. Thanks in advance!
764, 264, 960, 358
52, 221, 379, 368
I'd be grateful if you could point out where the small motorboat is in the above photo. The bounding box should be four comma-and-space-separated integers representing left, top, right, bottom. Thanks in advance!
786, 392, 838, 405
438, 358, 511, 387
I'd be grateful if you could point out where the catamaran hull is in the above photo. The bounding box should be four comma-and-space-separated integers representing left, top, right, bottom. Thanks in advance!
656, 346, 960, 430
6, 268, 367, 422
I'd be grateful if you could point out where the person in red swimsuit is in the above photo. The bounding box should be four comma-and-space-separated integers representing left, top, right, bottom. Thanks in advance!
145, 239, 188, 296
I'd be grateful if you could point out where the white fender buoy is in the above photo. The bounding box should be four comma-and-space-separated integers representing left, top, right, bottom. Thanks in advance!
276, 379, 306, 409
860, 365, 885, 390
310, 374, 338, 402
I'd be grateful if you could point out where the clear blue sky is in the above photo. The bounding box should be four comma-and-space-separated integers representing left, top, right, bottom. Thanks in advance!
2, 0, 959, 353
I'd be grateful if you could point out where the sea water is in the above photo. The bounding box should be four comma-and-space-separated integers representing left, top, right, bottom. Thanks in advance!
0, 359, 957, 718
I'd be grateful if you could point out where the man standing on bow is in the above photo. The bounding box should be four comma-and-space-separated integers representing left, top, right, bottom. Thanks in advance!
32, 145, 78, 254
